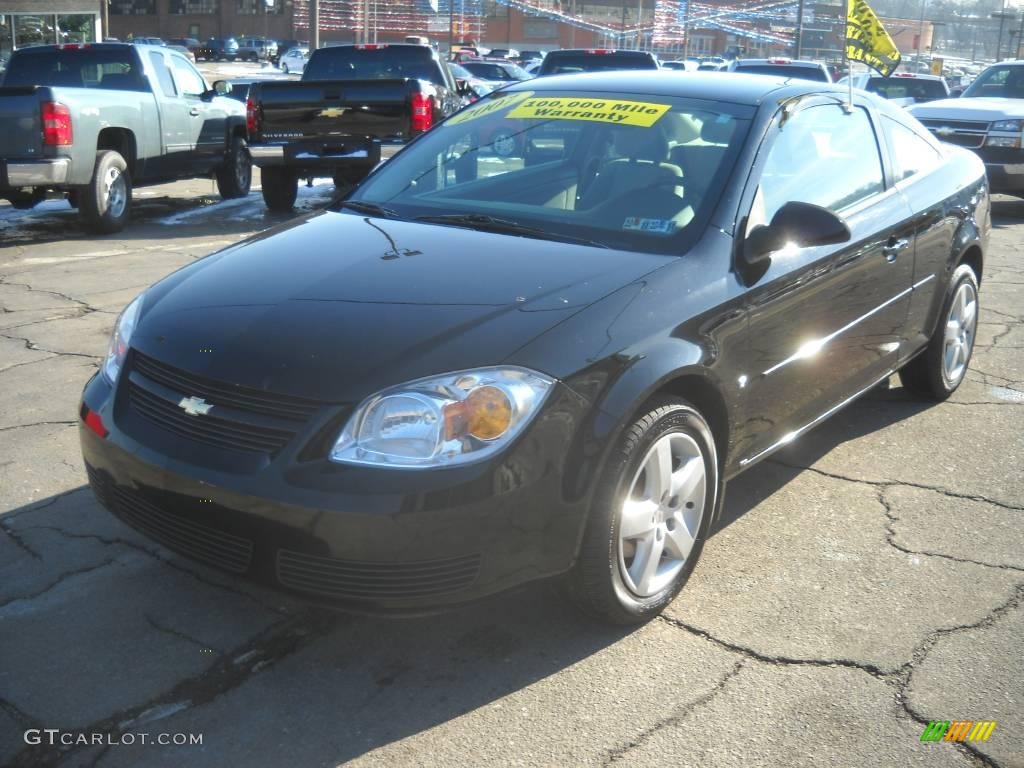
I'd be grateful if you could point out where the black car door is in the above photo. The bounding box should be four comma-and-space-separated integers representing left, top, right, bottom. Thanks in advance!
733, 98, 917, 466
879, 114, 969, 354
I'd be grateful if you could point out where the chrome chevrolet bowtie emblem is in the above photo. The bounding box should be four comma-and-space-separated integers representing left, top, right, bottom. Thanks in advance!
178, 396, 213, 416
318, 107, 348, 118
935, 126, 955, 137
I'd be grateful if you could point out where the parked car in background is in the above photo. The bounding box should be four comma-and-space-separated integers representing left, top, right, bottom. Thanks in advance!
840, 72, 949, 105
728, 58, 832, 82
193, 37, 239, 62
277, 46, 309, 74
80, 72, 989, 624
910, 59, 1024, 196
538, 49, 660, 76
0, 43, 250, 232
460, 59, 532, 83
129, 36, 164, 46
164, 44, 196, 64
662, 60, 698, 71
487, 48, 519, 59
247, 43, 464, 209
514, 50, 545, 65
166, 37, 200, 51
236, 37, 278, 63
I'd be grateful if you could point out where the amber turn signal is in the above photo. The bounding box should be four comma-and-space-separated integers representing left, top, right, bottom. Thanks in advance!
443, 386, 513, 442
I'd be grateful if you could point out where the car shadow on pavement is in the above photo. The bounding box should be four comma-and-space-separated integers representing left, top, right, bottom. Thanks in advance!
989, 196, 1024, 228
714, 380, 935, 533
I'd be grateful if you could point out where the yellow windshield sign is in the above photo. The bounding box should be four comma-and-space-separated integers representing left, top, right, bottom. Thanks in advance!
445, 91, 534, 126
506, 97, 671, 127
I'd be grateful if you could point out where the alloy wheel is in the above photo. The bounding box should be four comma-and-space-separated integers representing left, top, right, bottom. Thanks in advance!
618, 433, 706, 598
943, 280, 977, 385
104, 167, 127, 218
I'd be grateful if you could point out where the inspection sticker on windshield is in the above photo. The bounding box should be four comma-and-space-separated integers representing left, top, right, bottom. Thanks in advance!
506, 98, 671, 127
445, 91, 535, 126
623, 217, 676, 233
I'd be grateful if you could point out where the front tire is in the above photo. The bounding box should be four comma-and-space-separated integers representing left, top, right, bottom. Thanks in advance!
260, 166, 298, 211
79, 150, 131, 234
899, 263, 979, 399
216, 135, 252, 199
566, 397, 720, 624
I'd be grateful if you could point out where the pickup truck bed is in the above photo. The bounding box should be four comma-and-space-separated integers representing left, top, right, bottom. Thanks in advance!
246, 43, 464, 211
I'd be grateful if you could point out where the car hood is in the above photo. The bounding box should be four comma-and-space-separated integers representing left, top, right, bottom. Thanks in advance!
135, 211, 669, 402
910, 97, 1024, 121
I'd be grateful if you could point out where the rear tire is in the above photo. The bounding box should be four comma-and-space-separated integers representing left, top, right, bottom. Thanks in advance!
281, 62, 289, 74
565, 397, 720, 624
899, 263, 979, 400
216, 136, 252, 199
80, 150, 131, 234
260, 166, 298, 211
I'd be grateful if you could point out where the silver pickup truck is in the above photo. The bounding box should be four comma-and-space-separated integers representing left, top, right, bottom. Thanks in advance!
0, 43, 250, 233
910, 60, 1024, 197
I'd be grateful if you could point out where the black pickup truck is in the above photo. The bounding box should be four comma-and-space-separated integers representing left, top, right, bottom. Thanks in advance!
246, 43, 465, 210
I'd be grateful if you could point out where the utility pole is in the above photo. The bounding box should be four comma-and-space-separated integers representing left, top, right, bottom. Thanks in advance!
794, 0, 804, 58
915, 0, 927, 72
448, 0, 454, 53
310, 0, 319, 49
100, 0, 109, 41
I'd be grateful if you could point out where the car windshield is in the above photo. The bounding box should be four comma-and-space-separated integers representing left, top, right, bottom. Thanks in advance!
344, 90, 749, 254
735, 64, 828, 82
542, 53, 657, 75
962, 65, 1024, 98
304, 46, 439, 83
866, 77, 947, 102
463, 61, 531, 80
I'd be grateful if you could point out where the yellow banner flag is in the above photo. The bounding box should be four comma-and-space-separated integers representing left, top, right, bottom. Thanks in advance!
846, 0, 902, 77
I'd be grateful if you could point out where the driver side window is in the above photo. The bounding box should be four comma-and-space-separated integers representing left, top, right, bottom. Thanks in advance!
170, 56, 207, 97
751, 105, 885, 231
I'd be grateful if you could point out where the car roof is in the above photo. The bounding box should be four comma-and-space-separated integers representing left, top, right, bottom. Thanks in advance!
734, 58, 826, 67
500, 69, 831, 106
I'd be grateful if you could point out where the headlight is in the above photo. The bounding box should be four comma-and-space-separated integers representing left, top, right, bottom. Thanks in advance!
101, 294, 143, 384
329, 367, 555, 468
990, 119, 1024, 132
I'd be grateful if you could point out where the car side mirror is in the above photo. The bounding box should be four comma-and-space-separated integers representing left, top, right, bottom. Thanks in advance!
743, 201, 851, 265
212, 79, 231, 97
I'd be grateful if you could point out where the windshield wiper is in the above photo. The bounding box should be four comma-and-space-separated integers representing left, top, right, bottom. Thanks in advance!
413, 213, 608, 248
337, 200, 401, 218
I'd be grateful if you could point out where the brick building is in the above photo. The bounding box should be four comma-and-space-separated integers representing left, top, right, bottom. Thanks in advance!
107, 0, 296, 43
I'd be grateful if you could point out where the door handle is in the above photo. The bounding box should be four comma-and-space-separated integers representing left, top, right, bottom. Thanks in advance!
883, 237, 910, 263
189, 108, 200, 116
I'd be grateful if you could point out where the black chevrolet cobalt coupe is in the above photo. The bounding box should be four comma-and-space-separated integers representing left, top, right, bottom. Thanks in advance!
80, 72, 989, 623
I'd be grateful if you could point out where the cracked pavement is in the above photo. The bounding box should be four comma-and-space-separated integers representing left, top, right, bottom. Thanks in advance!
1, 180, 1021, 768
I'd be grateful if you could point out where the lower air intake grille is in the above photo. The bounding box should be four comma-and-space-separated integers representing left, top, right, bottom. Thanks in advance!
110, 484, 253, 574
276, 549, 480, 600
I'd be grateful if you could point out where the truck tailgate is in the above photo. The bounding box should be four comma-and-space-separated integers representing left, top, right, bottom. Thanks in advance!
255, 79, 414, 140
0, 87, 44, 159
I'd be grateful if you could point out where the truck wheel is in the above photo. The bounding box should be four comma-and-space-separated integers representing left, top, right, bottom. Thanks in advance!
80, 150, 131, 234
281, 62, 289, 74
216, 136, 252, 199
261, 167, 298, 211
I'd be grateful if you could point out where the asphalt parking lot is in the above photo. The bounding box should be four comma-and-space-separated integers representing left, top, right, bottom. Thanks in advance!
1, 65, 1022, 765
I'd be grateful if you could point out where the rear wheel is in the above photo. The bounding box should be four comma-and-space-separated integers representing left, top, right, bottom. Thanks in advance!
899, 263, 979, 399
281, 62, 289, 74
566, 397, 719, 624
260, 166, 298, 211
80, 150, 131, 234
216, 136, 252, 199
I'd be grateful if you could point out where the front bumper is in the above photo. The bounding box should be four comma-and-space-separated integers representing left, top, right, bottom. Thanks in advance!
79, 372, 590, 612
1, 158, 69, 188
249, 138, 390, 172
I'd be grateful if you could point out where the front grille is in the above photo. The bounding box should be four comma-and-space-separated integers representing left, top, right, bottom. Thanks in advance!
111, 484, 253, 573
277, 549, 481, 601
931, 132, 986, 149
133, 352, 320, 422
919, 119, 991, 132
128, 382, 294, 454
